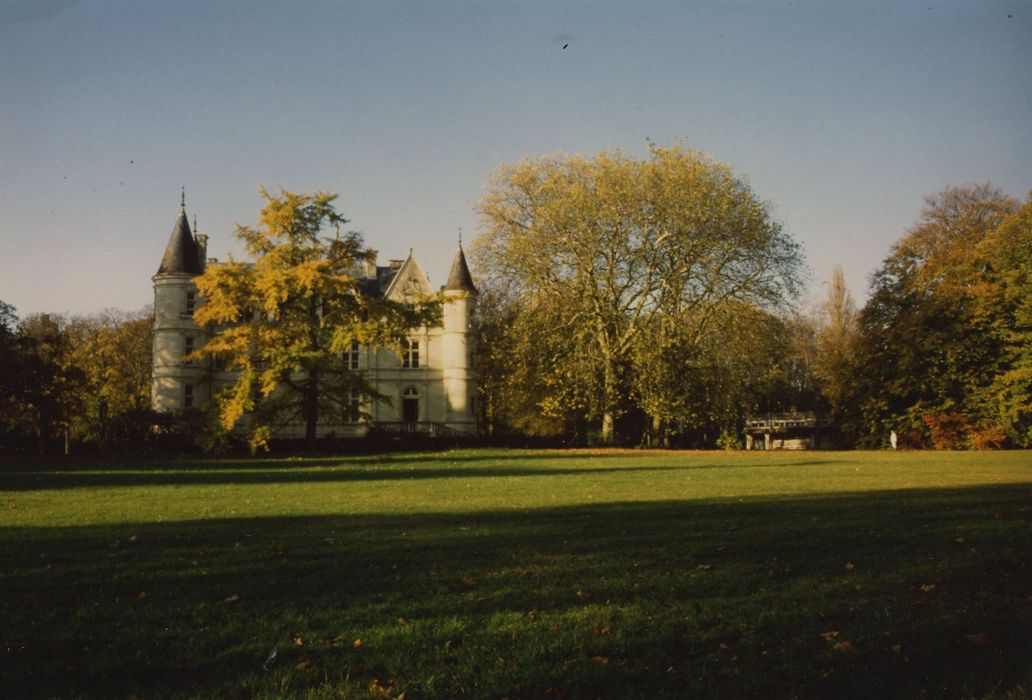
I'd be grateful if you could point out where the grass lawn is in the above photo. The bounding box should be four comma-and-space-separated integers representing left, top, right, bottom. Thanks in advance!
1, 449, 1030, 698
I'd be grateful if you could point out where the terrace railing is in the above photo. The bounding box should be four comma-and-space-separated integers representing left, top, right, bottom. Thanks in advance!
372, 421, 466, 438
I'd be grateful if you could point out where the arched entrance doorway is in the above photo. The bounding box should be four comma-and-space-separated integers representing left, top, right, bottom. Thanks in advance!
402, 386, 420, 423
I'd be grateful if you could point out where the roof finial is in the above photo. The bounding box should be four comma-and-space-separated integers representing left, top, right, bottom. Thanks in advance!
193, 215, 198, 233
180, 187, 186, 211
458, 227, 463, 247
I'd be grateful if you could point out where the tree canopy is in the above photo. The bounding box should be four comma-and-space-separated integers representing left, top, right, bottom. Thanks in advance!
474, 143, 803, 443
850, 184, 1020, 447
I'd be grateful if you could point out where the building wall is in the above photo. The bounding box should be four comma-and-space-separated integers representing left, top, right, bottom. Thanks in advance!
152, 274, 209, 413
152, 273, 477, 435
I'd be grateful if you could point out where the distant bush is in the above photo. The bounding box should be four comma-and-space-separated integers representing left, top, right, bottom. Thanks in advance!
716, 429, 742, 451
922, 412, 1005, 450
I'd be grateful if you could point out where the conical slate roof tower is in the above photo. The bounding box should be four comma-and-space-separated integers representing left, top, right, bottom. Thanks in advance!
443, 241, 477, 293
156, 193, 202, 275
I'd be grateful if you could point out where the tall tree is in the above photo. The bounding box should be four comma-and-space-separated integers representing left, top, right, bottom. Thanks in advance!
193, 188, 439, 451
975, 193, 1032, 445
0, 301, 22, 441
852, 184, 1018, 447
69, 308, 154, 446
15, 314, 87, 454
475, 143, 802, 442
814, 267, 859, 420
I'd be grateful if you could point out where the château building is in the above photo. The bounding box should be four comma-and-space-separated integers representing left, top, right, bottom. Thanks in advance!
151, 198, 478, 437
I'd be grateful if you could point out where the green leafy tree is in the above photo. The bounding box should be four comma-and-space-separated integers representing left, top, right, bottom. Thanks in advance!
192, 188, 439, 451
0, 301, 22, 443
975, 193, 1032, 445
851, 184, 1018, 447
632, 301, 801, 446
473, 288, 592, 439
15, 314, 87, 454
475, 143, 802, 443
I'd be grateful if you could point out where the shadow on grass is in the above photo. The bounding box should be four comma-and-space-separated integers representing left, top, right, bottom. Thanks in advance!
0, 455, 838, 491
2, 484, 1030, 698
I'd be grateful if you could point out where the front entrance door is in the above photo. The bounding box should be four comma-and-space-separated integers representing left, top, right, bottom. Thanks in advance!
402, 387, 419, 423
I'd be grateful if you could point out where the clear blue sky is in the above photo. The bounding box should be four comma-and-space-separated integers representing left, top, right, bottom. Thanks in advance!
2, 0, 1029, 318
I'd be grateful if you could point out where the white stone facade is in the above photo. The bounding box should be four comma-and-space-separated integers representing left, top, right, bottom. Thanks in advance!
151, 205, 478, 437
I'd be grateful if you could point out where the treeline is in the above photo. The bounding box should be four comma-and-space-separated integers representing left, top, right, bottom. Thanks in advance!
2, 145, 1028, 453
472, 146, 1031, 450
0, 306, 156, 454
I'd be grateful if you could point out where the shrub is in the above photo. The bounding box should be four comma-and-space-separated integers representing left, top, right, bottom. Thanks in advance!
968, 423, 1007, 450
922, 412, 974, 450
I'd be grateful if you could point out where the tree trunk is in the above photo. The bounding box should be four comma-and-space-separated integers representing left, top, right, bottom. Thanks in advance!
304, 371, 319, 451
35, 409, 46, 456
601, 412, 615, 444
600, 354, 619, 444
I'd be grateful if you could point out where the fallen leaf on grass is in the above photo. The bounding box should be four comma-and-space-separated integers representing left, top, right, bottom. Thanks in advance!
223, 594, 239, 603
845, 562, 855, 571
293, 635, 303, 647
890, 644, 902, 654
696, 564, 712, 571
920, 584, 936, 592
575, 589, 590, 600
353, 639, 363, 648
833, 640, 856, 652
459, 576, 477, 588
592, 656, 609, 665
954, 536, 966, 544
368, 678, 395, 697
593, 623, 611, 635
294, 659, 313, 671
965, 633, 991, 646
820, 631, 840, 641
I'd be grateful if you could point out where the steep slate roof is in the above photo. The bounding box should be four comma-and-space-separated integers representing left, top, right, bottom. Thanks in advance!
357, 265, 401, 298
157, 207, 202, 275
383, 252, 435, 301
444, 244, 477, 293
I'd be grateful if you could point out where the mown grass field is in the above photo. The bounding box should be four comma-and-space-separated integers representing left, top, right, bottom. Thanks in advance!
1, 449, 1030, 699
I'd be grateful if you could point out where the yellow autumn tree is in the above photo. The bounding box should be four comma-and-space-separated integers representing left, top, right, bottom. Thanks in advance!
193, 188, 439, 451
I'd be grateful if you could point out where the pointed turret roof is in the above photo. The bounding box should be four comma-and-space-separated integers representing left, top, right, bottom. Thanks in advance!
157, 198, 202, 275
444, 242, 477, 293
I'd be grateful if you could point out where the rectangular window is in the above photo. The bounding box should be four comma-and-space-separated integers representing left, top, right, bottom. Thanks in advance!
214, 353, 225, 371
184, 385, 194, 409
345, 340, 360, 370
402, 338, 420, 368
346, 392, 361, 423
185, 291, 195, 316
184, 336, 195, 365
